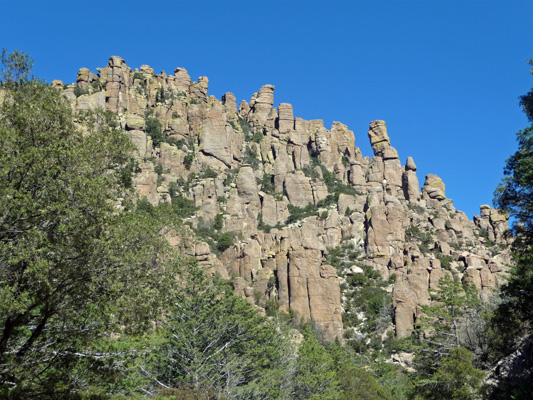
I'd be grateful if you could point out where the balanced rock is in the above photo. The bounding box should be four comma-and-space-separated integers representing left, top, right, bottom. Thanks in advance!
422, 174, 446, 200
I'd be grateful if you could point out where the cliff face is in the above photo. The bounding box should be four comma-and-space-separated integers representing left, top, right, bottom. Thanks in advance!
53, 56, 512, 342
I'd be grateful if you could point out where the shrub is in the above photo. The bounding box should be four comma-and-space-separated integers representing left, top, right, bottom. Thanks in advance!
341, 154, 350, 167
119, 161, 141, 189
171, 195, 198, 218
168, 181, 179, 199
137, 197, 156, 216
250, 131, 263, 143
243, 145, 260, 168
408, 203, 426, 214
257, 173, 275, 194
213, 213, 224, 230
145, 117, 164, 146
303, 167, 320, 181
201, 167, 218, 179
73, 84, 88, 97
184, 153, 194, 170
406, 225, 434, 254
154, 163, 164, 176
436, 252, 454, 270
90, 79, 101, 91
217, 232, 234, 252
238, 116, 251, 137
286, 203, 318, 224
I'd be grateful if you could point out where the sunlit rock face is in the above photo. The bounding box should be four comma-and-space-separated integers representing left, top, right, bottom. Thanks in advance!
61, 57, 512, 341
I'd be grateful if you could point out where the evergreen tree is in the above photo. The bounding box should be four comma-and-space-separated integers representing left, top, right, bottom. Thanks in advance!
150, 262, 289, 399
411, 275, 484, 400
490, 59, 533, 399
291, 328, 339, 400
0, 50, 181, 398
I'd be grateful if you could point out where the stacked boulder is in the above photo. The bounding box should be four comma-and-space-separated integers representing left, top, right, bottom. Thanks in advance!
57, 57, 512, 341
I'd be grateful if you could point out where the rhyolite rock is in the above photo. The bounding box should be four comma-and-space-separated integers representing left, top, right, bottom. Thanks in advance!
58, 57, 512, 342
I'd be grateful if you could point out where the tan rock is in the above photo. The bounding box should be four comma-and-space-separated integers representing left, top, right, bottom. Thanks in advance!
402, 170, 420, 201
405, 156, 417, 171
368, 120, 391, 156
284, 172, 314, 208
237, 166, 260, 204
260, 194, 278, 226
124, 113, 145, 130
76, 67, 90, 90
76, 91, 105, 111
392, 283, 418, 338
128, 130, 151, 158
251, 84, 275, 124
278, 103, 294, 132
308, 264, 343, 342
200, 103, 242, 167
288, 248, 318, 320
222, 92, 237, 113
422, 174, 446, 200
173, 67, 191, 92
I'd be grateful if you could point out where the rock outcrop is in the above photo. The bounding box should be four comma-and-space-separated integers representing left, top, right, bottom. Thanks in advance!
58, 56, 512, 342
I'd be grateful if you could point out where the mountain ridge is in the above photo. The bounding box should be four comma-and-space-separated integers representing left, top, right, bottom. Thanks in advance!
52, 55, 512, 343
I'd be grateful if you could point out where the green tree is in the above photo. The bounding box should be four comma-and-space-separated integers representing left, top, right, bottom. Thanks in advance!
490, 59, 533, 399
411, 275, 484, 399
415, 275, 479, 359
413, 347, 484, 400
291, 328, 339, 400
0, 51, 180, 398
494, 59, 533, 328
150, 262, 288, 399
337, 365, 393, 400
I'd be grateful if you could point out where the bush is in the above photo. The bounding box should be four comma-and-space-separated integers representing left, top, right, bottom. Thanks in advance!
137, 197, 156, 216
286, 203, 318, 224
436, 252, 454, 270
243, 145, 260, 167
90, 79, 101, 91
171, 195, 198, 218
184, 153, 194, 170
406, 225, 434, 254
257, 173, 275, 194
73, 84, 88, 97
238, 116, 251, 137
216, 232, 234, 252
213, 213, 224, 230
338, 366, 393, 400
119, 161, 141, 189
146, 117, 164, 146
250, 131, 263, 143
202, 167, 218, 179
154, 163, 164, 176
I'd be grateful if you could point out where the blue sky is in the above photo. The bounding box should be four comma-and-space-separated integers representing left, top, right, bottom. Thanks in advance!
2, 0, 532, 219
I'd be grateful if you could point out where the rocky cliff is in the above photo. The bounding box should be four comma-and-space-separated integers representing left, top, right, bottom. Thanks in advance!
53, 56, 512, 342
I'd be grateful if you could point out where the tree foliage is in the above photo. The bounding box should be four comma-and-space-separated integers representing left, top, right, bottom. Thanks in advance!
150, 262, 290, 399
0, 50, 182, 398
489, 59, 533, 399
410, 275, 484, 400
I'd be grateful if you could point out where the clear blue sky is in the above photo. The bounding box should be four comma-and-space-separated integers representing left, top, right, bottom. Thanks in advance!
2, 0, 532, 219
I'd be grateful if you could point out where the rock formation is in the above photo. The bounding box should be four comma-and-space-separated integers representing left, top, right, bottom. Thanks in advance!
56, 56, 512, 342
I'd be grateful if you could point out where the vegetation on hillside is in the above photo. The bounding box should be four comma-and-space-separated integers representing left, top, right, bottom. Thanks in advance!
2, 49, 533, 399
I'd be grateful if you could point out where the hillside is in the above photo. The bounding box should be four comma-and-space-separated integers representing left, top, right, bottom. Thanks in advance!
52, 55, 512, 345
